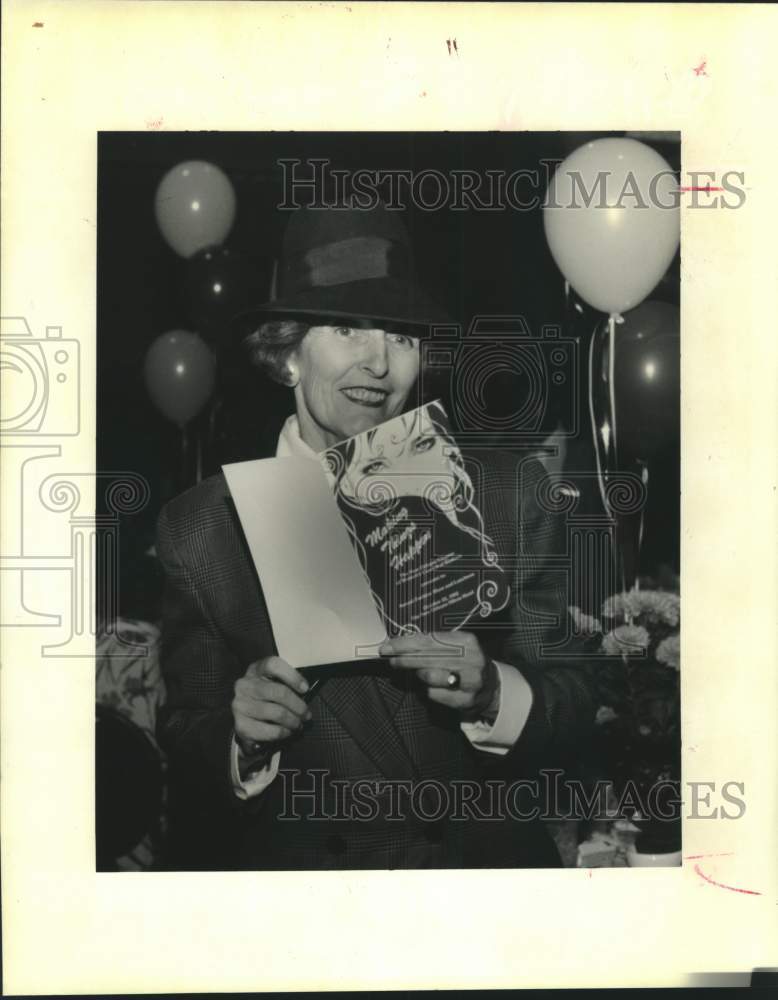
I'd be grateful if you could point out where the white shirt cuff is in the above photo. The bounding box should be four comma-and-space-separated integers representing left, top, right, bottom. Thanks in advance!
460, 660, 534, 755
230, 736, 281, 799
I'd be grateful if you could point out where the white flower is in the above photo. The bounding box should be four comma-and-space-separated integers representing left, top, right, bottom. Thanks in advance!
567, 606, 602, 635
595, 705, 618, 725
639, 591, 680, 627
601, 594, 628, 619
655, 633, 681, 670
601, 590, 680, 627
601, 624, 650, 657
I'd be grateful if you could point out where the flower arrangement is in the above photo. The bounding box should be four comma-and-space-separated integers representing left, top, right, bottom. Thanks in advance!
569, 584, 681, 853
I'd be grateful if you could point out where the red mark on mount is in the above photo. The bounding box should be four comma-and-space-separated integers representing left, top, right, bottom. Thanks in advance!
693, 864, 761, 896
676, 183, 723, 193
685, 852, 762, 896
693, 59, 707, 76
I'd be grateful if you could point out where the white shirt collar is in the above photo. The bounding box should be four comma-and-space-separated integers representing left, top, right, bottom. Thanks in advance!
276, 414, 319, 461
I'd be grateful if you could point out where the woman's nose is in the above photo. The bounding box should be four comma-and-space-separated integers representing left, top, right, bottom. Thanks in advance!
359, 330, 390, 377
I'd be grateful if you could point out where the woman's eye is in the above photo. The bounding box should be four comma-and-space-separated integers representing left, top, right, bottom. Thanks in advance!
361, 459, 388, 476
411, 435, 436, 455
388, 333, 418, 350
333, 326, 352, 337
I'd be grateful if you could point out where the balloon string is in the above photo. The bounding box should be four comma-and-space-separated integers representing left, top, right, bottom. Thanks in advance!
607, 312, 629, 604
608, 313, 620, 464
634, 461, 650, 594
588, 322, 611, 520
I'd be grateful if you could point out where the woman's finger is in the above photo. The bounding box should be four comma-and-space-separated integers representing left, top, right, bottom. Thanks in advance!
259, 656, 311, 697
425, 687, 473, 709
387, 653, 476, 678
253, 699, 306, 731
234, 679, 311, 723
386, 650, 461, 669
379, 633, 466, 658
416, 667, 477, 691
235, 718, 295, 744
256, 679, 310, 717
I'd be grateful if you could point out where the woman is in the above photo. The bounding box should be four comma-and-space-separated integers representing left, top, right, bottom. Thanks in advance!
156, 201, 596, 870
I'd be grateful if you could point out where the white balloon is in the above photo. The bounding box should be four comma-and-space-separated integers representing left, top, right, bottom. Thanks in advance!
154, 160, 236, 258
544, 139, 680, 316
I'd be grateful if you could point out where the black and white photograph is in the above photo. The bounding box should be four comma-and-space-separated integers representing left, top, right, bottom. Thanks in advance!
96, 131, 682, 873
3, 3, 776, 992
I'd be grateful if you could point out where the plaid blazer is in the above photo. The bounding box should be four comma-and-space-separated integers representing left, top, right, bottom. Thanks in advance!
156, 450, 597, 870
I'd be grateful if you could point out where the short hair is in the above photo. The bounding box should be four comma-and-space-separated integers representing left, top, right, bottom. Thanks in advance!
242, 319, 310, 384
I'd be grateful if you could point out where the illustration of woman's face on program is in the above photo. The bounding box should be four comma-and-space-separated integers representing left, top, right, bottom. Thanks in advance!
337, 408, 459, 509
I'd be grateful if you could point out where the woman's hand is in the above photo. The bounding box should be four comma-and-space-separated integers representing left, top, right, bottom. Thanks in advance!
232, 656, 312, 755
379, 631, 499, 719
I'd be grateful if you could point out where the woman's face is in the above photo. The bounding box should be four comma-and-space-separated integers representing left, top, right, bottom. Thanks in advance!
290, 324, 420, 450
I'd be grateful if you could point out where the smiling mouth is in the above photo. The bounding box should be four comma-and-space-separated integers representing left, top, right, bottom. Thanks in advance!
341, 386, 390, 407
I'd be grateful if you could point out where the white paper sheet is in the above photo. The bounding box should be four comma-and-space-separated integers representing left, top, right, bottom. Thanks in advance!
223, 456, 386, 667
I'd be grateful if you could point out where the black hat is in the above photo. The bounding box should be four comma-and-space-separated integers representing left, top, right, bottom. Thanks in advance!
237, 201, 448, 334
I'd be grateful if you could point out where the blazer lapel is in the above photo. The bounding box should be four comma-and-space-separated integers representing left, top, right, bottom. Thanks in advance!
317, 671, 419, 782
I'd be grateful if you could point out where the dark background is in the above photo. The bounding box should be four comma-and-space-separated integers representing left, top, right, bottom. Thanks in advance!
96, 131, 680, 623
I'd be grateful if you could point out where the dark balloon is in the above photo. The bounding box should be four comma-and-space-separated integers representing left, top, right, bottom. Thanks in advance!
143, 329, 216, 428
183, 244, 254, 338
601, 300, 680, 463
651, 254, 680, 306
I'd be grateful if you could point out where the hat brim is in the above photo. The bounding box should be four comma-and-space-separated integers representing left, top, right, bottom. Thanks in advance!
233, 277, 451, 337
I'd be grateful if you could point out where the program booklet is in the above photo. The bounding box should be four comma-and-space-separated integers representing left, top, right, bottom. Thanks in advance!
223, 401, 510, 667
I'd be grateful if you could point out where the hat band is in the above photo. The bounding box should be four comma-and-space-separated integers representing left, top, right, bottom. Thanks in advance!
283, 236, 408, 293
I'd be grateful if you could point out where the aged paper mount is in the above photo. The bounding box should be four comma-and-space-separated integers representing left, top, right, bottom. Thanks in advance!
2, 1, 777, 992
